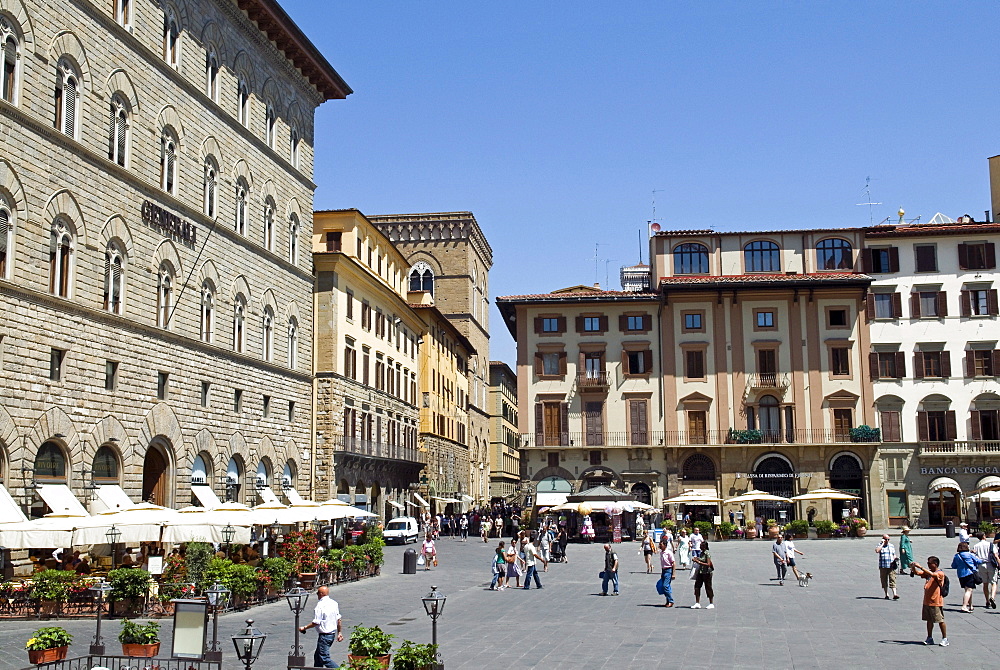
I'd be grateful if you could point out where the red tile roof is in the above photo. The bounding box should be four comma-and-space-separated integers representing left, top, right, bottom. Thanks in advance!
495, 290, 658, 301
658, 272, 871, 287
866, 223, 1000, 238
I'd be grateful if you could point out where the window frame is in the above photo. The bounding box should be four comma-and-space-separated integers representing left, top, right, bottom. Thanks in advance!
49, 218, 74, 298
826, 306, 850, 329
1, 19, 20, 105
743, 240, 780, 273
163, 14, 180, 68
914, 244, 938, 273
55, 58, 80, 139
753, 308, 776, 331
815, 237, 854, 271
156, 262, 173, 329
103, 242, 125, 315
108, 95, 130, 167
672, 242, 710, 275
681, 310, 705, 333
200, 281, 215, 343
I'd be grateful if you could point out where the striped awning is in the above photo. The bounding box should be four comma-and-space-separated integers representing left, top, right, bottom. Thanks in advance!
975, 475, 1000, 492
928, 477, 962, 494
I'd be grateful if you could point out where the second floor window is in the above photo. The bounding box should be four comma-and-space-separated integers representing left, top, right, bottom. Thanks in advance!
541, 352, 561, 375
49, 219, 73, 297
873, 293, 897, 319
673, 243, 709, 274
263, 198, 275, 251
816, 238, 853, 270
265, 105, 276, 148
54, 59, 79, 139
262, 307, 274, 362
200, 283, 214, 343
237, 80, 250, 127
108, 97, 129, 167
161, 130, 178, 195
874, 351, 904, 379
234, 180, 248, 235
287, 318, 298, 369
233, 296, 246, 353
583, 316, 601, 332
103, 244, 124, 314
156, 264, 173, 328
2, 20, 20, 104
206, 51, 219, 101
163, 16, 180, 67
959, 242, 997, 271
204, 160, 218, 218
116, 0, 131, 28
288, 214, 299, 264
542, 317, 560, 332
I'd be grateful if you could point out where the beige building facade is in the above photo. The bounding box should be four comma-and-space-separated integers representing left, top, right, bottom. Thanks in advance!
488, 361, 520, 499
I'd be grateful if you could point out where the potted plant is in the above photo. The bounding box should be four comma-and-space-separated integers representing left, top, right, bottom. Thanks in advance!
283, 530, 321, 587
766, 519, 780, 539
814, 519, 837, 538
108, 568, 152, 617
980, 521, 996, 538
184, 542, 214, 590
717, 521, 735, 540
660, 519, 676, 532
787, 519, 809, 538
119, 619, 160, 657
849, 425, 881, 443
227, 564, 261, 607
30, 570, 74, 617
745, 524, 757, 539
392, 640, 438, 670
347, 625, 394, 669
849, 517, 869, 537
25, 627, 72, 664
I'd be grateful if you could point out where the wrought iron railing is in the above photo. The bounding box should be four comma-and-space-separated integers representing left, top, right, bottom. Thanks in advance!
334, 435, 422, 462
17, 656, 222, 670
521, 428, 880, 448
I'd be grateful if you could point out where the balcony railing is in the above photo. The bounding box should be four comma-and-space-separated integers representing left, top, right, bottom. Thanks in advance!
919, 440, 1000, 456
577, 371, 610, 391
746, 372, 791, 389
521, 428, 880, 448
335, 435, 423, 463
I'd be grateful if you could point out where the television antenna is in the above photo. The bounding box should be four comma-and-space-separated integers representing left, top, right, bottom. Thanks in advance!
855, 176, 882, 225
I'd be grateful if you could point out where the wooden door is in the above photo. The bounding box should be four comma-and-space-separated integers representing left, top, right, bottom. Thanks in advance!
585, 401, 604, 446
142, 445, 169, 506
833, 409, 852, 442
544, 403, 561, 446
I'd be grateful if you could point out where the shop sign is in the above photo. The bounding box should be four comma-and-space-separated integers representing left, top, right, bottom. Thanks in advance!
920, 466, 1000, 475
736, 472, 815, 479
142, 200, 197, 245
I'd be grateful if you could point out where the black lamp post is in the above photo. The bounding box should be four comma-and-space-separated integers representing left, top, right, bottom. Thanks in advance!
222, 524, 236, 558
421, 585, 446, 667
204, 582, 230, 661
283, 582, 309, 668
106, 525, 122, 569
232, 618, 266, 670
310, 518, 322, 535
88, 580, 112, 654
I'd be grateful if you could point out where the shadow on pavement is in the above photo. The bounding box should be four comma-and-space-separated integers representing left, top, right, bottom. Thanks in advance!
878, 640, 927, 645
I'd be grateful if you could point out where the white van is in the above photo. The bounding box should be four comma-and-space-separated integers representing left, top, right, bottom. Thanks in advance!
383, 516, 419, 544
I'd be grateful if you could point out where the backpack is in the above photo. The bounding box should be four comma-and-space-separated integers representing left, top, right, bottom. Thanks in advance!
991, 544, 1000, 570
941, 574, 950, 598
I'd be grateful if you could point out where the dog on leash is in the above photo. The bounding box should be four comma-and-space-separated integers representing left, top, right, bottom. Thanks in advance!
797, 572, 813, 587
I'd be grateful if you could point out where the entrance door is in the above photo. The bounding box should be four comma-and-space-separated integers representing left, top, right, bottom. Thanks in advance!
543, 402, 563, 446
142, 444, 169, 506
752, 456, 795, 521
833, 409, 853, 442
759, 396, 780, 442
585, 402, 604, 446
829, 454, 864, 519
928, 491, 959, 526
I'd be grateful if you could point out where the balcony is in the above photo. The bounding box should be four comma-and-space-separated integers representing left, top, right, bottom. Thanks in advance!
746, 372, 791, 390
522, 431, 666, 448
521, 428, 881, 449
335, 435, 423, 463
577, 371, 610, 392
919, 440, 1000, 457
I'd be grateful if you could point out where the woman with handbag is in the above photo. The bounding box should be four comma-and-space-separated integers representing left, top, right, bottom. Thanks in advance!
690, 541, 714, 609
951, 541, 985, 612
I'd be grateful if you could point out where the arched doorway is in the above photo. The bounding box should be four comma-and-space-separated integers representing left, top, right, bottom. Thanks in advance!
752, 455, 795, 521
680, 455, 717, 522
142, 440, 171, 506
370, 483, 381, 518
355, 482, 367, 510
829, 453, 865, 519
630, 482, 651, 506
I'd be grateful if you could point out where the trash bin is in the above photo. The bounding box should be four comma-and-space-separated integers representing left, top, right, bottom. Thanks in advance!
403, 548, 417, 574
652, 529, 663, 543
945, 521, 955, 538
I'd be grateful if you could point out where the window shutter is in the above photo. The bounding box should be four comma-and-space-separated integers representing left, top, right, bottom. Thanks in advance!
560, 403, 569, 446
941, 351, 952, 378
868, 353, 879, 381
888, 246, 900, 272
958, 243, 970, 270
557, 317, 566, 333
891, 293, 902, 318
643, 314, 652, 330
861, 248, 872, 272
534, 403, 543, 445
986, 242, 997, 269
643, 350, 652, 373
533, 317, 542, 334
960, 290, 972, 317
910, 293, 921, 318
108, 104, 116, 160
936, 291, 948, 317
116, 112, 126, 165
64, 79, 76, 136
894, 352, 905, 378
990, 290, 1000, 316
971, 410, 983, 440
558, 351, 567, 375
913, 353, 924, 379
993, 350, 1000, 375
966, 352, 975, 378
0, 209, 8, 255
865, 297, 875, 321
599, 315, 608, 333
575, 316, 585, 333
534, 351, 543, 376
945, 411, 958, 440
621, 348, 629, 372
618, 315, 627, 332
916, 412, 929, 441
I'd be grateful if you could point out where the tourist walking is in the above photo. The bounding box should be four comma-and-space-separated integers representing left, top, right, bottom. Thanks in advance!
481, 519, 490, 543
783, 534, 805, 582
691, 541, 714, 609
557, 527, 569, 564
490, 542, 506, 590
657, 538, 675, 607
951, 541, 984, 612
971, 532, 997, 608
910, 557, 948, 646
421, 533, 437, 571
689, 527, 705, 559
601, 543, 620, 595
460, 514, 469, 541
676, 529, 691, 569
899, 526, 914, 574
298, 585, 343, 668
642, 530, 656, 574
539, 526, 552, 562
754, 516, 764, 538
957, 522, 971, 545
876, 534, 899, 600
494, 516, 503, 538
772, 534, 788, 585
505, 540, 523, 587
522, 533, 546, 589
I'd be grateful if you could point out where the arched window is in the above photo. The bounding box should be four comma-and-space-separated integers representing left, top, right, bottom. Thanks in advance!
264, 105, 276, 148
205, 50, 219, 101
1, 18, 20, 104
262, 197, 275, 251
234, 178, 248, 235
35, 441, 66, 479
289, 125, 300, 168
255, 460, 270, 488
758, 394, 780, 440
225, 456, 242, 502
116, 0, 131, 28
744, 240, 780, 273
157, 262, 173, 328
282, 461, 296, 488
200, 281, 215, 342
191, 453, 210, 484
108, 95, 129, 167
49, 218, 73, 297
262, 306, 274, 362
682, 453, 716, 481
161, 128, 178, 194
203, 158, 218, 218
103, 243, 125, 314
233, 294, 246, 353
54, 58, 80, 138
409, 261, 434, 293
287, 316, 298, 369
93, 445, 119, 481
162, 14, 180, 68
237, 79, 250, 127
673, 243, 710, 274
816, 238, 854, 270
287, 213, 299, 264
0, 196, 13, 279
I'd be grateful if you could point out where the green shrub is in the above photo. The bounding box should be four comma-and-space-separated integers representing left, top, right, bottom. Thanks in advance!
661, 519, 676, 530
814, 519, 837, 534
30, 570, 78, 602
392, 640, 438, 669
787, 519, 810, 535
227, 564, 260, 596
261, 557, 292, 590
693, 521, 713, 536
185, 542, 214, 590
118, 619, 159, 645
348, 625, 394, 657
979, 521, 996, 535
718, 521, 736, 538
202, 557, 234, 592
850, 425, 881, 443
728, 428, 763, 444
107, 569, 151, 602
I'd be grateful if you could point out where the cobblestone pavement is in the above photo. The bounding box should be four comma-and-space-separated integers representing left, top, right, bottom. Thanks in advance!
0, 533, 996, 669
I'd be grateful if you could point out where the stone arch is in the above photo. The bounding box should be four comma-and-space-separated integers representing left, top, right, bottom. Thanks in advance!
151, 238, 183, 276
139, 403, 183, 457
157, 105, 186, 146
226, 432, 247, 465
283, 300, 300, 326
105, 69, 140, 113
0, 0, 34, 47
578, 464, 623, 488
47, 31, 90, 88
200, 21, 228, 65
232, 50, 255, 90
259, 178, 277, 204
232, 158, 253, 191
192, 428, 216, 466
752, 451, 794, 472
44, 189, 88, 247
162, 0, 189, 32
231, 274, 251, 303
260, 78, 279, 107
285, 196, 302, 221
682, 453, 717, 482
198, 259, 220, 290
0, 159, 26, 217
200, 136, 223, 167
829, 450, 864, 474
21, 407, 80, 471
88, 414, 133, 471
100, 215, 134, 259
256, 435, 278, 480
286, 99, 304, 128
407, 252, 442, 275
260, 287, 277, 314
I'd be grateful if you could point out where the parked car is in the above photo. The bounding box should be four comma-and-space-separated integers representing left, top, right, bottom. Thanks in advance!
383, 517, 419, 544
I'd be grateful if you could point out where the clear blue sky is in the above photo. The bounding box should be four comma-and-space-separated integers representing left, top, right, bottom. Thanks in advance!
286, 2, 999, 366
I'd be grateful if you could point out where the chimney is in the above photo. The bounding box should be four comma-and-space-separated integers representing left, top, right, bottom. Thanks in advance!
989, 156, 1000, 223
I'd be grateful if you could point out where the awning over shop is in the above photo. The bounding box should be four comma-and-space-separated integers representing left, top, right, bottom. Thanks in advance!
968, 490, 1000, 502
92, 485, 134, 513
191, 484, 223, 510
0, 513, 83, 548
285, 488, 319, 506
928, 477, 962, 494
73, 503, 177, 545
0, 484, 28, 524
974, 475, 1000, 493
413, 493, 430, 508
663, 489, 723, 505
535, 492, 569, 507
433, 497, 461, 504
37, 484, 89, 517
258, 487, 280, 504
387, 501, 404, 511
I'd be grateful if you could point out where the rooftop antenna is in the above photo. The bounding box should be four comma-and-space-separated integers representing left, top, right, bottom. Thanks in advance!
593, 243, 610, 287
604, 258, 618, 289
855, 176, 882, 225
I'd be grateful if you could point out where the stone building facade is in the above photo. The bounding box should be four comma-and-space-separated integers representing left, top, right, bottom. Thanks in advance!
0, 0, 348, 528
371, 212, 493, 504
488, 361, 520, 499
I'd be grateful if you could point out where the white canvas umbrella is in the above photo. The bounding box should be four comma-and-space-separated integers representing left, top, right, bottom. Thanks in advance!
161, 502, 252, 544
724, 490, 793, 504
251, 502, 324, 525
0, 513, 87, 548
322, 505, 377, 520
663, 490, 723, 504
72, 502, 177, 545
790, 488, 859, 501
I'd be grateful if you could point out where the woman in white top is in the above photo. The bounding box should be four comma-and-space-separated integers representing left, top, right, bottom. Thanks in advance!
676, 528, 691, 569
421, 533, 436, 571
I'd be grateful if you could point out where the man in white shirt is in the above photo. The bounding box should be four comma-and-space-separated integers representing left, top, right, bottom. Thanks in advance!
957, 522, 971, 545
971, 532, 998, 609
522, 533, 547, 589
299, 586, 343, 668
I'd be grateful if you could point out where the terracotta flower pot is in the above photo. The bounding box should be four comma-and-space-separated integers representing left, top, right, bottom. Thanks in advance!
28, 646, 67, 664
346, 654, 390, 669
855, 527, 868, 537
298, 573, 318, 589
817, 533, 831, 539
767, 526, 780, 539
122, 642, 160, 658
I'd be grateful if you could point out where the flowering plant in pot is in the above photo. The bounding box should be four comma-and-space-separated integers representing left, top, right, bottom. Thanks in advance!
348, 624, 394, 669
814, 519, 837, 538
25, 627, 72, 664
848, 517, 869, 537
118, 619, 160, 657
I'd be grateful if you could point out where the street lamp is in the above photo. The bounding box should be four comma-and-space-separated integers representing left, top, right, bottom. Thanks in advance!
204, 582, 230, 661
88, 580, 113, 654
106, 525, 122, 569
222, 524, 236, 557
283, 582, 309, 667
421, 585, 446, 666
232, 618, 266, 670
310, 518, 322, 534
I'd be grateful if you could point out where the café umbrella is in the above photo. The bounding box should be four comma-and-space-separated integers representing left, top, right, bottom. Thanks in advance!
161, 503, 253, 544
72, 502, 178, 545
0, 512, 87, 548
